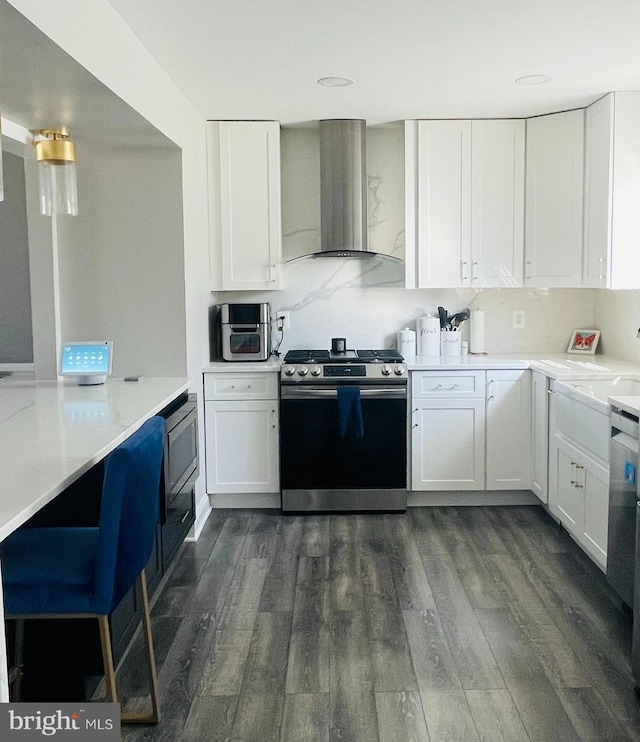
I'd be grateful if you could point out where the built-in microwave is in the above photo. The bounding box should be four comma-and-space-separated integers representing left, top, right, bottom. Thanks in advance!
161, 393, 198, 568
214, 303, 271, 362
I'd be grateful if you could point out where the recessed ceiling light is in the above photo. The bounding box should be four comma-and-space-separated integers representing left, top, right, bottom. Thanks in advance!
317, 76, 354, 87
515, 74, 552, 86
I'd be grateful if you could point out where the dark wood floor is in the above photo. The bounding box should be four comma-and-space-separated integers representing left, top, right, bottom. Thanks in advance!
117, 506, 640, 741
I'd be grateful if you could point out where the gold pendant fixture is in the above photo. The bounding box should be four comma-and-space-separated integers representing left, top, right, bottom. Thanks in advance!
35, 127, 78, 216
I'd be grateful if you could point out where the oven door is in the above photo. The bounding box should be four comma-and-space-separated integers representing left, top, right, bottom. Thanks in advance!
279, 384, 407, 512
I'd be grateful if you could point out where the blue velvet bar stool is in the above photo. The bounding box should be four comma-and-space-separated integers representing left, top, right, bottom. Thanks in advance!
0, 415, 165, 724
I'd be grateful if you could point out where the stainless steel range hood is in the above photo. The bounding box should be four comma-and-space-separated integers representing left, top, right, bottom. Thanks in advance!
314, 119, 374, 258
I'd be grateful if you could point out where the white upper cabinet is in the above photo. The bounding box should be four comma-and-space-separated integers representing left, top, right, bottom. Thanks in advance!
405, 119, 524, 289
470, 120, 525, 288
524, 110, 585, 288
583, 92, 640, 289
207, 121, 283, 291
405, 119, 471, 288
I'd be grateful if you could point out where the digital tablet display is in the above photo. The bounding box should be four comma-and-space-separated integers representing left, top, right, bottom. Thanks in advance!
60, 342, 113, 376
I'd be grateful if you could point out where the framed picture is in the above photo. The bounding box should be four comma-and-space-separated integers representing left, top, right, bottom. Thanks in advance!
567, 329, 600, 355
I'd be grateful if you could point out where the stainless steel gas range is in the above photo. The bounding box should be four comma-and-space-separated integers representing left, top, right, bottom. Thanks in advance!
279, 348, 408, 512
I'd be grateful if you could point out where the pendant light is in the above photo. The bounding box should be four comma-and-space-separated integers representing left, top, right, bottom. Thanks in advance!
35, 128, 78, 216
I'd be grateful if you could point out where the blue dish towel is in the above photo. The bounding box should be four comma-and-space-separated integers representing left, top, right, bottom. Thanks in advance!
337, 386, 364, 439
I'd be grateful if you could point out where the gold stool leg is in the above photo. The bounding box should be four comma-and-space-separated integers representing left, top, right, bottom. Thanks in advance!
119, 571, 161, 724
138, 571, 161, 723
98, 615, 118, 704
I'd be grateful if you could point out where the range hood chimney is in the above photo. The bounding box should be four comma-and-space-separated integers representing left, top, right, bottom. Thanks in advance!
315, 119, 373, 258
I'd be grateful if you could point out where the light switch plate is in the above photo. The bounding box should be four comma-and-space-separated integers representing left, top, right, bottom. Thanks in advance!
512, 310, 526, 329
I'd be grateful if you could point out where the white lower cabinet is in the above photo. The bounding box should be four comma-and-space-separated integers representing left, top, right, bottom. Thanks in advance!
550, 434, 609, 569
485, 370, 531, 490
530, 371, 549, 503
203, 372, 279, 495
548, 386, 610, 570
411, 397, 486, 490
411, 369, 532, 493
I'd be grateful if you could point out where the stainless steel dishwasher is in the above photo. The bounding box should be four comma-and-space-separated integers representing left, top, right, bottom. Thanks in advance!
607, 407, 639, 608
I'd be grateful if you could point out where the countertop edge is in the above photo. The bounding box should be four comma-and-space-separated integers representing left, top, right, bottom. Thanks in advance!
0, 377, 190, 543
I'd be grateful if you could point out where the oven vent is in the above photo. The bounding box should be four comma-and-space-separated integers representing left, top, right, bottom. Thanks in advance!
314, 119, 373, 258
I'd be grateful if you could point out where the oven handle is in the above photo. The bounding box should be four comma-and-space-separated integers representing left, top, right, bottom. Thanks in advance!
280, 386, 407, 400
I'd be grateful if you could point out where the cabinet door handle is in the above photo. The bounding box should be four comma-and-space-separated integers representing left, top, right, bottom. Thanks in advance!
472, 260, 478, 281
574, 464, 584, 469
180, 511, 191, 524
574, 484, 584, 489
599, 257, 606, 281
460, 260, 468, 282
269, 263, 277, 282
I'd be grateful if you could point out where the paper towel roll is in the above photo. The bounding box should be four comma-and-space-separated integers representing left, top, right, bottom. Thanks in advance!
397, 328, 416, 359
470, 310, 486, 354
417, 316, 440, 356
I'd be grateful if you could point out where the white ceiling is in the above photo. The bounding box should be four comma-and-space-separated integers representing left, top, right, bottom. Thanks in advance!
0, 2, 174, 149
107, 0, 640, 125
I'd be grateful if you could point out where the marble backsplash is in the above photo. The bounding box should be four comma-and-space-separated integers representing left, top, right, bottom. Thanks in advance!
217, 120, 640, 364
216, 257, 599, 356
595, 290, 640, 364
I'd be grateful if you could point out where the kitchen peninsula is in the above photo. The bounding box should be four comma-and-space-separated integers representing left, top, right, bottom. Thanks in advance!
0, 374, 190, 702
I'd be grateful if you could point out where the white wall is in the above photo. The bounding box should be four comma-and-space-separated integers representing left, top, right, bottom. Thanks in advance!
595, 290, 640, 363
57, 146, 187, 378
0, 150, 33, 362
8, 0, 212, 532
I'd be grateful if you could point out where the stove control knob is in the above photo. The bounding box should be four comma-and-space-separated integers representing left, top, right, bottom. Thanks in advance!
297, 366, 309, 376
309, 365, 322, 377
381, 365, 392, 376
393, 365, 406, 376
283, 365, 296, 376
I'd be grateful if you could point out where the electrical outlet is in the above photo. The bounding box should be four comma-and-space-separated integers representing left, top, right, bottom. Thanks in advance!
512, 310, 526, 329
276, 310, 290, 330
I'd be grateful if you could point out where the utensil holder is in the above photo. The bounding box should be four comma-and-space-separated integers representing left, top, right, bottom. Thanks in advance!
440, 331, 462, 356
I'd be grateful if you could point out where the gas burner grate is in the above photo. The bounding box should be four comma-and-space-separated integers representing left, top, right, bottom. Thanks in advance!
357, 349, 405, 363
284, 349, 405, 364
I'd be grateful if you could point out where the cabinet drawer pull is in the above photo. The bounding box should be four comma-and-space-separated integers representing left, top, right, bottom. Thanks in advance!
435, 384, 459, 390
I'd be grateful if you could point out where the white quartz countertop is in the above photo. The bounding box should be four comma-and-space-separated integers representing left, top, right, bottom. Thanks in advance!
0, 374, 189, 542
408, 353, 639, 378
201, 352, 638, 381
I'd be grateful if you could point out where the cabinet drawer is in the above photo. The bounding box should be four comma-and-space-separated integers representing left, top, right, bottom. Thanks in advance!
552, 391, 610, 463
412, 371, 486, 398
204, 373, 278, 400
